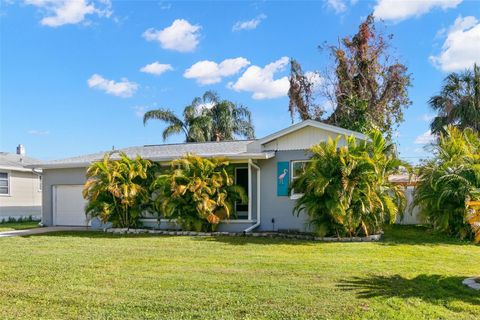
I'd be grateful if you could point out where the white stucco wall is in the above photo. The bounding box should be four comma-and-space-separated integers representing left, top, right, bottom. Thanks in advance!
0, 170, 42, 219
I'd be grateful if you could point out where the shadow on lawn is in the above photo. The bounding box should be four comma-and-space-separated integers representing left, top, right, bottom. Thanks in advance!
339, 274, 480, 306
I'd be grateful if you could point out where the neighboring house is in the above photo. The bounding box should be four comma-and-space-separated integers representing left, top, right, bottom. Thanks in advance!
31, 120, 413, 231
0, 145, 42, 220
389, 174, 423, 225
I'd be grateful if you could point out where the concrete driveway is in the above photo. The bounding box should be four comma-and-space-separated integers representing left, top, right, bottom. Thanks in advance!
0, 226, 91, 238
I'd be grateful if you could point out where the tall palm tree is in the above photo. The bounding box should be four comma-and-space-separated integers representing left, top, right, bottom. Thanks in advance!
205, 91, 255, 141
429, 64, 480, 134
143, 91, 255, 142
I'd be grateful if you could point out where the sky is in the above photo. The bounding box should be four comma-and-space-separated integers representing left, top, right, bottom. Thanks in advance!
0, 0, 479, 163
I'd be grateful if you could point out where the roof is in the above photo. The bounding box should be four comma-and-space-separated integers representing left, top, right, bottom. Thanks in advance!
31, 140, 275, 169
255, 119, 368, 146
0, 152, 41, 172
29, 120, 368, 170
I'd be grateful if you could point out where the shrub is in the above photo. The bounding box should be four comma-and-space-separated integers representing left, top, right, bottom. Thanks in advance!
83, 152, 151, 229
292, 130, 407, 237
414, 126, 480, 240
151, 154, 247, 232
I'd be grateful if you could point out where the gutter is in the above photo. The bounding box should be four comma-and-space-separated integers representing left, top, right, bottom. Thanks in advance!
26, 152, 276, 170
244, 159, 261, 233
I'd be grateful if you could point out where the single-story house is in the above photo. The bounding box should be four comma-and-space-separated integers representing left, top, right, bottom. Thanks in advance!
30, 120, 417, 232
0, 145, 42, 220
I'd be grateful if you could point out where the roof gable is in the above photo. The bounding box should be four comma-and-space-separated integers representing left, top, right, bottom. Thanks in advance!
257, 120, 367, 145
247, 120, 367, 152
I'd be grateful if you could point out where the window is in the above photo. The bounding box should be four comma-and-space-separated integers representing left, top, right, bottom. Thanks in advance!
38, 175, 43, 191
234, 167, 249, 219
0, 172, 9, 195
290, 160, 310, 197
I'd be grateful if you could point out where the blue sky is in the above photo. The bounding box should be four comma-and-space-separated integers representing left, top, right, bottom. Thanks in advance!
1, 0, 479, 163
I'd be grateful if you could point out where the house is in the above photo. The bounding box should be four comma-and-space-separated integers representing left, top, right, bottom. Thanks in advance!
389, 173, 423, 225
0, 145, 42, 221
31, 120, 378, 232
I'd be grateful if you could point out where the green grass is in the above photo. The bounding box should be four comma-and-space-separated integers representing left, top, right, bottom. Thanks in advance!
0, 225, 478, 320
0, 221, 39, 232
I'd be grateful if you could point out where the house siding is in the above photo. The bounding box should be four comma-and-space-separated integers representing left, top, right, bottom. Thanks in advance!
263, 126, 348, 151
0, 170, 42, 219
41, 167, 87, 226
256, 150, 312, 232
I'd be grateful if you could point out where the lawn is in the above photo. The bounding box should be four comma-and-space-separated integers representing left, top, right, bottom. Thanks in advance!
0, 221, 39, 232
0, 225, 478, 320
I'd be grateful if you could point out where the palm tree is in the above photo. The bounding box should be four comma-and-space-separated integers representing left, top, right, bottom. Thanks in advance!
429, 64, 480, 134
150, 154, 247, 231
205, 91, 255, 141
83, 152, 151, 228
143, 104, 211, 143
414, 126, 480, 240
143, 91, 255, 142
292, 130, 408, 237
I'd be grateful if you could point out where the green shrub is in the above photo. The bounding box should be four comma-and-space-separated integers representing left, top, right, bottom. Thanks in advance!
83, 152, 151, 229
292, 130, 408, 237
414, 126, 480, 240
150, 154, 247, 232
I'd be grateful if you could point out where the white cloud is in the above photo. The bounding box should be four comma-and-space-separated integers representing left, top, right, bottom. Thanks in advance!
430, 16, 480, 72
184, 57, 250, 85
414, 130, 436, 144
28, 129, 49, 135
232, 14, 266, 31
87, 74, 138, 98
229, 56, 290, 100
142, 19, 201, 52
24, 0, 112, 27
325, 0, 347, 13
373, 0, 462, 22
420, 114, 436, 122
140, 62, 173, 76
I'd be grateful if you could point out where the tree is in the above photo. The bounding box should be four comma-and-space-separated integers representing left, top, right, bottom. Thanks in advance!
292, 130, 408, 237
143, 91, 255, 142
413, 126, 480, 240
288, 14, 411, 138
150, 155, 247, 232
83, 152, 151, 229
288, 59, 324, 121
429, 64, 480, 135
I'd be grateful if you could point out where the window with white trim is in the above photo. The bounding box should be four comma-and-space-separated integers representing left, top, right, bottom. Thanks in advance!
38, 175, 43, 191
0, 172, 9, 195
291, 160, 311, 197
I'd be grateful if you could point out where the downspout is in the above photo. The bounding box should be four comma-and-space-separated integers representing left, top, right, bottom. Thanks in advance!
244, 159, 261, 233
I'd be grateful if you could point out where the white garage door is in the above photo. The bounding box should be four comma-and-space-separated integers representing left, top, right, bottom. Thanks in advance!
53, 185, 88, 226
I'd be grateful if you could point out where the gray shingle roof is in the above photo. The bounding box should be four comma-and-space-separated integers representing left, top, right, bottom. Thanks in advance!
31, 140, 275, 169
0, 152, 41, 171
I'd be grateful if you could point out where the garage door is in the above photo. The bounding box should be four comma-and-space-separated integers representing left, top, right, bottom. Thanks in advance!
53, 185, 88, 226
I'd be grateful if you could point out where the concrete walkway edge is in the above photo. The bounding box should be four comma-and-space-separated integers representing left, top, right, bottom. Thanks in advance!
0, 226, 92, 238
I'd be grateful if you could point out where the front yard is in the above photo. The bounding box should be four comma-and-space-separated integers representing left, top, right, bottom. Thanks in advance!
0, 221, 39, 232
0, 225, 478, 320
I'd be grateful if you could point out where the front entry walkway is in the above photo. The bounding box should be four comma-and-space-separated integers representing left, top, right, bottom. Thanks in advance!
0, 226, 90, 238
